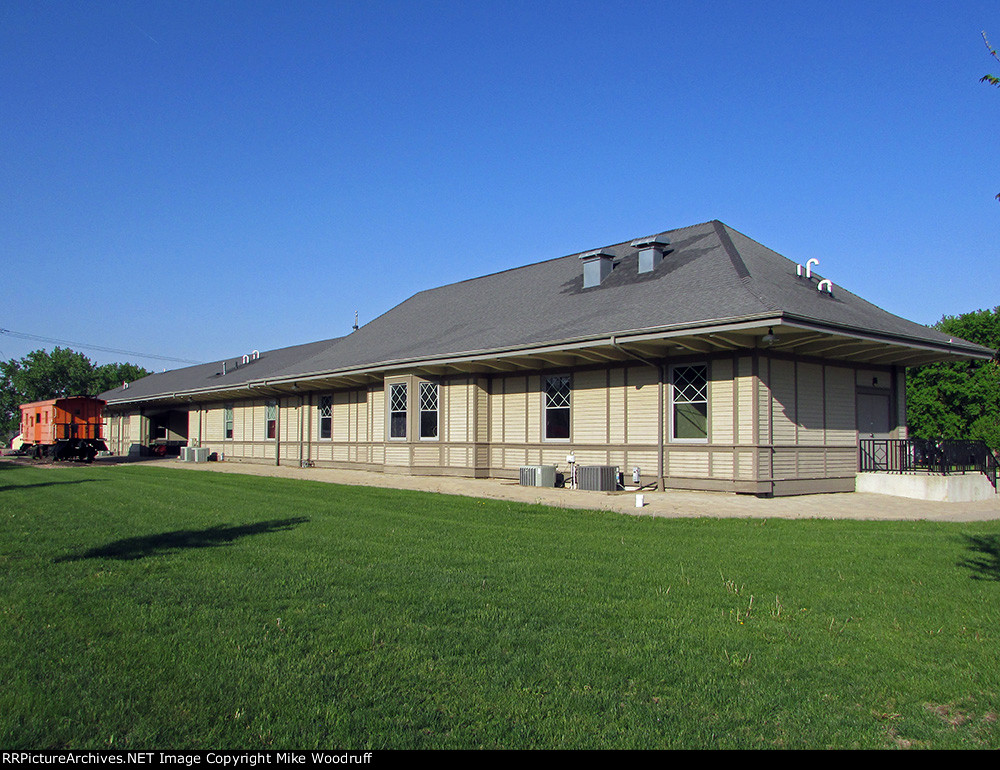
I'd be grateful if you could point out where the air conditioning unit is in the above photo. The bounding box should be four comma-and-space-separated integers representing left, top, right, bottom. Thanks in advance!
577, 465, 620, 491
178, 447, 192, 462
520, 465, 557, 487
191, 447, 211, 463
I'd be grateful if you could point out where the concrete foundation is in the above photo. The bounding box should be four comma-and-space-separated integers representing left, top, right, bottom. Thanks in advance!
855, 472, 998, 502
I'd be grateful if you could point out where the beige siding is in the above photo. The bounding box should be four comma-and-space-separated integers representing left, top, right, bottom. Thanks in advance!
737, 449, 755, 479
609, 368, 626, 444
525, 376, 541, 442
824, 366, 856, 446
796, 362, 824, 444
770, 358, 796, 445
206, 406, 224, 442
572, 369, 606, 444
445, 378, 469, 443
370, 387, 384, 446
280, 398, 299, 443
710, 358, 734, 445
667, 450, 710, 478
757, 358, 771, 446
711, 450, 734, 478
107, 348, 865, 492
627, 366, 658, 444
736, 356, 754, 445
474, 378, 489, 444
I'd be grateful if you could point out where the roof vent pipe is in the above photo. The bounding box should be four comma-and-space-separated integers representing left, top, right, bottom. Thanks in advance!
631, 235, 671, 274
579, 249, 616, 288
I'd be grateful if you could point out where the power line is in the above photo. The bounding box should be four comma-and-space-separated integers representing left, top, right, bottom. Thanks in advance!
0, 327, 202, 364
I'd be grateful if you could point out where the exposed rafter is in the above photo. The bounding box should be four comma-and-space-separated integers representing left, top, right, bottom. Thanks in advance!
775, 333, 828, 350
572, 348, 621, 363
670, 338, 714, 354
797, 339, 880, 357
616, 341, 667, 359
706, 333, 750, 349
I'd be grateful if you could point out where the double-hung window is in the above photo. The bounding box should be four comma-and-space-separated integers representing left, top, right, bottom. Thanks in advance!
389, 382, 408, 439
419, 382, 439, 439
671, 364, 708, 441
319, 396, 333, 439
544, 375, 571, 440
265, 401, 277, 440
224, 405, 233, 439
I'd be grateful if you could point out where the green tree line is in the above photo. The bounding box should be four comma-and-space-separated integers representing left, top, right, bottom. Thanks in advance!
1, 348, 149, 440
906, 307, 1000, 450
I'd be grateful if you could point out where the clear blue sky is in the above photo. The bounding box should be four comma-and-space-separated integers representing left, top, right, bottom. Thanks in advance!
2, 1, 997, 369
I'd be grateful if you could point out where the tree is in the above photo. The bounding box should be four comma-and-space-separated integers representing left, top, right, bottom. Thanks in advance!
982, 31, 1000, 87
982, 32, 1000, 203
906, 308, 1000, 450
0, 348, 150, 441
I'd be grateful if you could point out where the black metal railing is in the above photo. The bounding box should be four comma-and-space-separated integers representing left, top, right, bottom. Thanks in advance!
858, 438, 998, 490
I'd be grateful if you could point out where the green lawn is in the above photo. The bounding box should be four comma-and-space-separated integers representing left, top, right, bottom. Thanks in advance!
1, 461, 998, 749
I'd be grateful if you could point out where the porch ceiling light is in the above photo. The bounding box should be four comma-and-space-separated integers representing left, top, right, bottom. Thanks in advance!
760, 327, 778, 347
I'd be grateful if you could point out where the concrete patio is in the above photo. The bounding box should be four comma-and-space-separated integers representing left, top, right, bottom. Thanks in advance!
128, 457, 1000, 523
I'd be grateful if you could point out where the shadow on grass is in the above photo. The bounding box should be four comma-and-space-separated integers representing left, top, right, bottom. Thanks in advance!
958, 534, 1000, 581
0, 479, 102, 491
55, 517, 310, 562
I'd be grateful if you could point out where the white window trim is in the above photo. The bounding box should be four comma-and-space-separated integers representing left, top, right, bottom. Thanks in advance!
388, 381, 408, 441
418, 381, 440, 441
543, 373, 572, 442
265, 400, 278, 441
668, 362, 709, 444
318, 395, 333, 441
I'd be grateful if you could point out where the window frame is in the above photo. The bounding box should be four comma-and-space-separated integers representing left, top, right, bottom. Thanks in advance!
265, 400, 277, 440
223, 404, 234, 440
543, 373, 572, 442
388, 381, 408, 440
418, 381, 440, 441
669, 362, 709, 443
318, 395, 333, 440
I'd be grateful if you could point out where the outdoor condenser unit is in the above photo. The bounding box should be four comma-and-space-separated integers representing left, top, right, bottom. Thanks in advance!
191, 447, 211, 463
519, 465, 557, 487
178, 447, 192, 462
577, 465, 619, 491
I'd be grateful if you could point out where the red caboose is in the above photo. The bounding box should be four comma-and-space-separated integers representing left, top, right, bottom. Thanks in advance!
19, 396, 108, 461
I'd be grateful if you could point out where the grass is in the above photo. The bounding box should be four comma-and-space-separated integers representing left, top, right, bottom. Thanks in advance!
1, 461, 999, 749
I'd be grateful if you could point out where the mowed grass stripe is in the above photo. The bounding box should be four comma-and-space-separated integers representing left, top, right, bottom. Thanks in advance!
0, 463, 998, 749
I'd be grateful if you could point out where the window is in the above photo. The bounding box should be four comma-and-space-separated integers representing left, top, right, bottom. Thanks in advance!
419, 382, 439, 439
319, 396, 333, 439
224, 405, 233, 439
671, 364, 708, 441
544, 375, 571, 440
389, 382, 407, 439
265, 401, 277, 439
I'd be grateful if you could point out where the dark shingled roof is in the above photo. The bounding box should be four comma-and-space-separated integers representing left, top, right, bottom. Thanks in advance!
101, 220, 993, 404
103, 337, 341, 402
